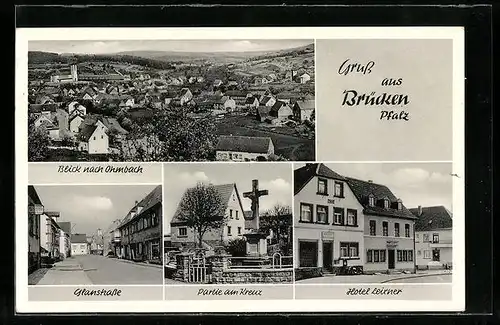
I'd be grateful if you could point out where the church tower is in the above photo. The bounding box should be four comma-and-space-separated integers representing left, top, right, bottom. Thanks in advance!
70, 64, 78, 82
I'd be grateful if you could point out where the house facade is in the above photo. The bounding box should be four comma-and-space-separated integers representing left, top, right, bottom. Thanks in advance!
215, 135, 275, 161
410, 206, 453, 270
59, 229, 71, 259
346, 177, 416, 273
294, 164, 365, 273
28, 186, 43, 273
118, 185, 163, 263
293, 100, 315, 121
78, 120, 109, 154
71, 233, 89, 255
39, 211, 61, 259
294, 164, 417, 275
170, 183, 246, 249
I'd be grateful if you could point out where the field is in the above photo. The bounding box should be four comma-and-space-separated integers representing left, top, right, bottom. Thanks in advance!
216, 115, 315, 161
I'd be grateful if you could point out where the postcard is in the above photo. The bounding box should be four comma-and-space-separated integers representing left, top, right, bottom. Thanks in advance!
16, 26, 464, 313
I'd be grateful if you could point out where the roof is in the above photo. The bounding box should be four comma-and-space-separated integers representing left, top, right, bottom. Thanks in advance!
170, 183, 242, 225
58, 221, 72, 234
28, 185, 42, 205
409, 206, 453, 231
294, 163, 345, 195
180, 88, 191, 96
245, 96, 258, 104
261, 96, 274, 105
216, 135, 273, 154
45, 211, 60, 218
29, 103, 59, 113
294, 100, 315, 110
119, 185, 162, 227
270, 101, 289, 115
243, 211, 253, 220
346, 177, 417, 220
79, 124, 98, 142
226, 90, 247, 97
71, 233, 87, 243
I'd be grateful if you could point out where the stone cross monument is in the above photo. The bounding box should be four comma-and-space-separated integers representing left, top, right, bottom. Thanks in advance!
243, 179, 269, 257
243, 179, 268, 230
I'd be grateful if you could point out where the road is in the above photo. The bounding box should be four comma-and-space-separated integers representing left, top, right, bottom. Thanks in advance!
383, 273, 452, 283
296, 271, 452, 284
75, 254, 163, 285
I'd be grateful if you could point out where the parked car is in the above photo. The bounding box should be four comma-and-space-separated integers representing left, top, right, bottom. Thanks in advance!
107, 251, 116, 258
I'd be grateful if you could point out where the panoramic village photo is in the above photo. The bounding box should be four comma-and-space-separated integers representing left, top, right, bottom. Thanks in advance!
293, 163, 453, 284
163, 163, 293, 284
28, 184, 163, 285
27, 39, 315, 162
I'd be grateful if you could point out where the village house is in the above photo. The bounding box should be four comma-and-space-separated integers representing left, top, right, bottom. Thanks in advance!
28, 185, 43, 273
58, 221, 72, 259
297, 72, 311, 84
294, 164, 365, 274
178, 87, 193, 106
39, 211, 61, 260
68, 101, 87, 116
216, 135, 275, 161
294, 163, 417, 275
346, 176, 416, 273
293, 100, 315, 121
410, 205, 453, 270
260, 95, 277, 107
213, 79, 223, 87
245, 96, 259, 113
256, 106, 271, 122
170, 183, 246, 249
214, 96, 236, 112
77, 120, 109, 154
269, 101, 293, 122
117, 185, 163, 263
71, 233, 89, 256
69, 114, 84, 134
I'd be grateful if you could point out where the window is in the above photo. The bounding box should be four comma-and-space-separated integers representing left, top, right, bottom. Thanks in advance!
432, 233, 439, 243
93, 136, 96, 140
178, 228, 187, 237
317, 178, 327, 195
334, 181, 344, 197
382, 221, 388, 236
227, 226, 232, 236
417, 250, 422, 256
237, 227, 242, 235
367, 250, 373, 262
346, 209, 357, 226
397, 250, 414, 262
316, 205, 328, 224
424, 250, 431, 259
374, 250, 380, 262
367, 249, 388, 263
333, 208, 343, 225
101, 135, 103, 139
394, 223, 400, 237
405, 224, 410, 237
369, 220, 376, 236
300, 203, 313, 222
423, 233, 430, 242
416, 234, 420, 242
368, 195, 375, 207
383, 198, 389, 209
397, 201, 402, 210
340, 242, 359, 258
229, 209, 233, 219
235, 211, 239, 220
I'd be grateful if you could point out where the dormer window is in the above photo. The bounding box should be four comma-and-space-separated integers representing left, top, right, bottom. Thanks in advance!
383, 198, 389, 209
368, 195, 375, 207
397, 199, 403, 210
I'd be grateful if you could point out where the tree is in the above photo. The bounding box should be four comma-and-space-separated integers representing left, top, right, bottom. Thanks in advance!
177, 183, 226, 248
28, 125, 50, 162
260, 204, 292, 251
225, 238, 247, 257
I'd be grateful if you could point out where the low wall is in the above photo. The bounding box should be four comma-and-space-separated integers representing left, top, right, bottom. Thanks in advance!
212, 268, 293, 284
295, 267, 323, 281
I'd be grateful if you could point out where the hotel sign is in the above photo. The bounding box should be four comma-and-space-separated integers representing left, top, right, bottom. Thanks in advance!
327, 199, 335, 204
28, 204, 44, 215
386, 240, 399, 248
321, 231, 335, 240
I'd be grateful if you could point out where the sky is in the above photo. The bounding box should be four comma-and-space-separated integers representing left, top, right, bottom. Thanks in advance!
34, 184, 160, 237
163, 163, 293, 234
28, 39, 313, 54
295, 163, 453, 212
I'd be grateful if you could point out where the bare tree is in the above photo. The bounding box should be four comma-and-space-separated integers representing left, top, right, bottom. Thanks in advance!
177, 183, 226, 248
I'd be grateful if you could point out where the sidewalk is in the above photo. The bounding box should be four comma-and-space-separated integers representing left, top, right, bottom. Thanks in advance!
36, 257, 93, 285
380, 269, 452, 283
114, 257, 163, 269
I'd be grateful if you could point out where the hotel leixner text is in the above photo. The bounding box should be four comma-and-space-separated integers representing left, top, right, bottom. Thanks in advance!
294, 163, 417, 274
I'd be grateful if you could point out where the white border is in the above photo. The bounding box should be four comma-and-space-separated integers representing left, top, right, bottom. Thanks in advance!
16, 26, 465, 313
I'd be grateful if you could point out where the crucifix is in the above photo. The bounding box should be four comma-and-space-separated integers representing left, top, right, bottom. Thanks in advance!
243, 179, 268, 230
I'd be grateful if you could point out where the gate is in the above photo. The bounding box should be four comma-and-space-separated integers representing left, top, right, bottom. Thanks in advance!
188, 251, 211, 283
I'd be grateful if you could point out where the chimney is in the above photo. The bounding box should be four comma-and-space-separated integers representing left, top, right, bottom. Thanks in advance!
134, 200, 138, 206
368, 180, 373, 183
418, 205, 422, 216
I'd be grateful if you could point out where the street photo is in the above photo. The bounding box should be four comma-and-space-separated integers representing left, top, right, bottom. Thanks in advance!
294, 162, 453, 284
27, 39, 315, 162
28, 184, 163, 285
163, 163, 293, 285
